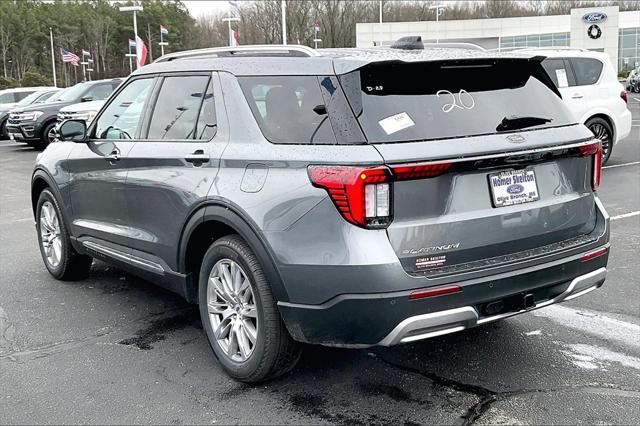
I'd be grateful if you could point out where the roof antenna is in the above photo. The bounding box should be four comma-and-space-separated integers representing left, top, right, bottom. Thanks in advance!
391, 36, 424, 50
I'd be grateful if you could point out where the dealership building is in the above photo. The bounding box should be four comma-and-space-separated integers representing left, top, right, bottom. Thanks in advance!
356, 6, 640, 72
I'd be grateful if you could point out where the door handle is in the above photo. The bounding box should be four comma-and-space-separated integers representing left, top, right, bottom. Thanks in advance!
571, 93, 583, 99
105, 149, 120, 161
185, 150, 210, 164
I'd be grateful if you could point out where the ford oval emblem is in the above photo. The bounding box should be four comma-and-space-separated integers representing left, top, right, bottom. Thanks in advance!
507, 184, 524, 195
506, 134, 526, 143
582, 12, 607, 23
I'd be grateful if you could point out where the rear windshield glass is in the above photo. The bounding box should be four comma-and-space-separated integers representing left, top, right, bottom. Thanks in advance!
239, 76, 336, 144
339, 59, 576, 143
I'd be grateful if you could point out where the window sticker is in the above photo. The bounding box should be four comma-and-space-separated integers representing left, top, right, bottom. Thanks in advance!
555, 69, 569, 88
378, 112, 415, 135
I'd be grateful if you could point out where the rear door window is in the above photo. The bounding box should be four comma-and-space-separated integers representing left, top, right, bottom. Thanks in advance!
146, 75, 211, 140
570, 58, 603, 86
339, 59, 576, 143
239, 76, 336, 144
542, 58, 576, 88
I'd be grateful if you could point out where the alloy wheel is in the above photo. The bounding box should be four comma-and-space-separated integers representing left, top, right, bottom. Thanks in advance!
207, 259, 258, 362
40, 201, 62, 268
589, 122, 611, 161
46, 126, 57, 144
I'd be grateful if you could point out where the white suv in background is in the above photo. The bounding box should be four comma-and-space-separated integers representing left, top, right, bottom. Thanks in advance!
524, 48, 632, 164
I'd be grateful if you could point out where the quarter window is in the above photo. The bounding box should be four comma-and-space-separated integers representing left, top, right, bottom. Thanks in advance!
94, 78, 154, 140
147, 75, 211, 140
570, 58, 603, 86
239, 76, 335, 144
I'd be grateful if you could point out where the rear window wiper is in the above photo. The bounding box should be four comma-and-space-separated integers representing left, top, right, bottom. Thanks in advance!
496, 115, 552, 132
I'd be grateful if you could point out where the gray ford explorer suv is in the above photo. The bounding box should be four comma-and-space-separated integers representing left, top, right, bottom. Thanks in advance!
32, 44, 610, 382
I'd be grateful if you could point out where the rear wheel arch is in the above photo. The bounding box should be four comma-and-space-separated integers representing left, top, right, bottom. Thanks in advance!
179, 203, 289, 305
585, 113, 615, 141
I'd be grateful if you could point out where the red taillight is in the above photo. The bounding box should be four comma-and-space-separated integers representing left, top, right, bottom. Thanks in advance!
409, 285, 462, 300
391, 162, 453, 180
582, 246, 608, 262
621, 90, 628, 104
579, 140, 602, 191
593, 143, 602, 190
308, 165, 392, 228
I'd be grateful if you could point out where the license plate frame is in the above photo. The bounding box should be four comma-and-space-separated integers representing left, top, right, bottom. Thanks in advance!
488, 168, 540, 208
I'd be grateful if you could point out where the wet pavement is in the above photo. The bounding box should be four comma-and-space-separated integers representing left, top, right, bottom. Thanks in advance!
1, 95, 639, 424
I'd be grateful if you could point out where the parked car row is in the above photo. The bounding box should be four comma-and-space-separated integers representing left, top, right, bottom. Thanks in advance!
626, 66, 639, 93
0, 78, 122, 148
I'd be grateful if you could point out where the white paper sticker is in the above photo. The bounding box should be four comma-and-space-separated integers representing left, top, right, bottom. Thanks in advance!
378, 112, 415, 135
555, 68, 569, 88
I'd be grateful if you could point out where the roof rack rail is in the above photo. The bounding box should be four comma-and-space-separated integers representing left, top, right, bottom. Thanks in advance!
493, 46, 589, 52
156, 44, 319, 62
421, 42, 485, 51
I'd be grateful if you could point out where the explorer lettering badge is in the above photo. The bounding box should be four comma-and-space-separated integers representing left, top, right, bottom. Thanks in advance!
402, 242, 461, 255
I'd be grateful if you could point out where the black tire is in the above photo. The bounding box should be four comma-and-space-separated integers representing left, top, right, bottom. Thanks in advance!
198, 235, 301, 383
585, 117, 613, 165
0, 118, 7, 140
36, 189, 93, 280
40, 121, 57, 147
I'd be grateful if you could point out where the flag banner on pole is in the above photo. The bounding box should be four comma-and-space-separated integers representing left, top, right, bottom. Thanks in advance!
128, 38, 137, 48
87, 58, 94, 64
229, 29, 239, 47
60, 48, 80, 66
228, 1, 239, 15
314, 24, 320, 32
136, 35, 148, 67
160, 25, 168, 36
81, 49, 91, 57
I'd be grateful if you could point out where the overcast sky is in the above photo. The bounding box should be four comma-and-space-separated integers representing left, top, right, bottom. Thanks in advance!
182, 0, 230, 18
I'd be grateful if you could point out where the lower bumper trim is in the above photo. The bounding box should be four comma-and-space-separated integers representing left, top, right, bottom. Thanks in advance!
378, 267, 606, 346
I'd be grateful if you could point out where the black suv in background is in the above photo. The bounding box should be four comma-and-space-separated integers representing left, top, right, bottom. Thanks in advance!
7, 78, 122, 147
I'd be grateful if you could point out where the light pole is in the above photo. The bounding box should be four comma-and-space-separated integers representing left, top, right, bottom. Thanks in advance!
281, 0, 287, 45
119, 5, 143, 68
428, 4, 447, 43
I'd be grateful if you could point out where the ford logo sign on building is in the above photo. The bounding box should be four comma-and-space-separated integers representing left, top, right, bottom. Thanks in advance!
582, 12, 607, 23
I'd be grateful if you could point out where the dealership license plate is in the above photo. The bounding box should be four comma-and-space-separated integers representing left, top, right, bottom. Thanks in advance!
489, 169, 539, 207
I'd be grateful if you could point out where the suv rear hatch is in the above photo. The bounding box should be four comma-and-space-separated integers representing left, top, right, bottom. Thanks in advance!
338, 57, 602, 276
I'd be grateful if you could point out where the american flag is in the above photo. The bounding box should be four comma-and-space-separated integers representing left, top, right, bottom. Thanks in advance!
60, 48, 79, 66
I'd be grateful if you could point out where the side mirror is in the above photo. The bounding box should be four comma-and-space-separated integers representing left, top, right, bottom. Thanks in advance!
80, 96, 93, 102
58, 119, 87, 143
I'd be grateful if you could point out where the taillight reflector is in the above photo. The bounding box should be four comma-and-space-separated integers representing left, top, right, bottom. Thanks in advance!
579, 140, 602, 191
621, 90, 628, 104
582, 247, 608, 262
308, 165, 392, 228
392, 162, 453, 181
409, 285, 462, 300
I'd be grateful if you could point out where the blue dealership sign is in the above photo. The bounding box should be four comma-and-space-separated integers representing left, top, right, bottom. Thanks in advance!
582, 12, 607, 23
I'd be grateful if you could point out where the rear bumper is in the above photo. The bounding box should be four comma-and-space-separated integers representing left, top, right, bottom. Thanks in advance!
378, 267, 605, 346
278, 249, 608, 347
615, 108, 632, 144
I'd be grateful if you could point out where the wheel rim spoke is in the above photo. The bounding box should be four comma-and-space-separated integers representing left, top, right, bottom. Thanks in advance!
39, 201, 62, 268
207, 258, 258, 362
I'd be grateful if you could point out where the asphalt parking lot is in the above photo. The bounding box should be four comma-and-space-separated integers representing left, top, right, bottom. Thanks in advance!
1, 96, 638, 425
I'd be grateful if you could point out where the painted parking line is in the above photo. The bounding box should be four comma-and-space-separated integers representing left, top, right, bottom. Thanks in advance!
533, 304, 640, 349
610, 211, 640, 221
603, 161, 640, 169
